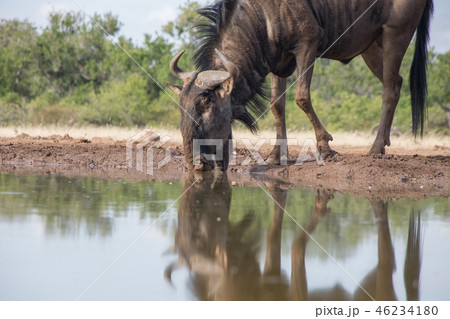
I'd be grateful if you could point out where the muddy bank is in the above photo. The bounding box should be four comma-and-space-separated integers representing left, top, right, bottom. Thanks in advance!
0, 134, 449, 199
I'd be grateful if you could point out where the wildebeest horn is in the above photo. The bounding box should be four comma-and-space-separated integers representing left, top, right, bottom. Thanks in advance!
215, 48, 239, 80
170, 50, 195, 81
195, 70, 232, 90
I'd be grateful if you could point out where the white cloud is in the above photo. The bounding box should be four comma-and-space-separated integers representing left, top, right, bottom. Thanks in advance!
145, 5, 177, 24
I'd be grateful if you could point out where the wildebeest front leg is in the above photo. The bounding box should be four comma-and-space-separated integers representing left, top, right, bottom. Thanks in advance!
266, 74, 288, 165
295, 54, 336, 159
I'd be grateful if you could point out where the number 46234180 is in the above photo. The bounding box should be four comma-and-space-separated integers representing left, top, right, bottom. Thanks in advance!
376, 306, 438, 316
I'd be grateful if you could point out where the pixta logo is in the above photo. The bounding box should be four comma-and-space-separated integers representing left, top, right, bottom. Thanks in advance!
126, 129, 172, 175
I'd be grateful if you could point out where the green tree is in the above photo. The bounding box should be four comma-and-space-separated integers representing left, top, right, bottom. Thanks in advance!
36, 12, 120, 96
0, 19, 43, 99
162, 1, 202, 52
1, 1, 449, 131
428, 51, 450, 130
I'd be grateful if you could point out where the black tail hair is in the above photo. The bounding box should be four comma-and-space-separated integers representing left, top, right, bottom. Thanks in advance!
410, 0, 434, 137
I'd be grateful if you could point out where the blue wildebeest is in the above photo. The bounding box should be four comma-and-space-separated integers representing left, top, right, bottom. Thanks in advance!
168, 0, 433, 171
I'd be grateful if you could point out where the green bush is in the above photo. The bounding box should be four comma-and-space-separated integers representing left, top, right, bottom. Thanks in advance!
0, 92, 26, 125
26, 93, 77, 125
77, 74, 148, 126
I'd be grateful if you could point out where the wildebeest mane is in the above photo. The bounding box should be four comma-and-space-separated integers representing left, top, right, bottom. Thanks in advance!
195, 0, 238, 72
194, 0, 268, 132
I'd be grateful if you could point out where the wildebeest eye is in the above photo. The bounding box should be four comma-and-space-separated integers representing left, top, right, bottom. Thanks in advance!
196, 91, 214, 107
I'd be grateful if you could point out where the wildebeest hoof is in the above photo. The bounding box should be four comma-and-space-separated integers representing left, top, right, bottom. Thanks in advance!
319, 146, 338, 159
214, 160, 228, 172
265, 155, 280, 165
266, 146, 289, 165
194, 162, 213, 171
368, 144, 386, 155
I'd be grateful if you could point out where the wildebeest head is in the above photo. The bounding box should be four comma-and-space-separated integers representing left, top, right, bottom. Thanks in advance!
168, 49, 239, 171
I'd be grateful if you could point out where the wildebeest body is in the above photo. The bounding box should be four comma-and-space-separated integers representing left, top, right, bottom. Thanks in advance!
169, 0, 433, 170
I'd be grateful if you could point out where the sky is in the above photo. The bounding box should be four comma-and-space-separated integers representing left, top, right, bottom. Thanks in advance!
1, 0, 449, 53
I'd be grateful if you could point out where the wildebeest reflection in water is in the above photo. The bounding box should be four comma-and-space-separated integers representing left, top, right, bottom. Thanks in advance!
165, 172, 261, 300
165, 173, 422, 301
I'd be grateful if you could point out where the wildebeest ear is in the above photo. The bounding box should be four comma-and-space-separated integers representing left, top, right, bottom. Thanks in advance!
167, 83, 182, 95
217, 77, 234, 99
214, 49, 238, 100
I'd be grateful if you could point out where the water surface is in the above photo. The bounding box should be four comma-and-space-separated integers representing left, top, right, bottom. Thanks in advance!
0, 172, 449, 300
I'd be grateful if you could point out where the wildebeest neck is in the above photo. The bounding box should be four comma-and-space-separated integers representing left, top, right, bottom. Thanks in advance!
195, 0, 271, 130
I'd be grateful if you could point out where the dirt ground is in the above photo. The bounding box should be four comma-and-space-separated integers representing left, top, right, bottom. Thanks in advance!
0, 129, 449, 200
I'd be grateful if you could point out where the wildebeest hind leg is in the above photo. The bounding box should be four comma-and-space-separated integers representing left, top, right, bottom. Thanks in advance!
267, 74, 288, 165
362, 40, 383, 83
295, 54, 336, 159
367, 29, 411, 154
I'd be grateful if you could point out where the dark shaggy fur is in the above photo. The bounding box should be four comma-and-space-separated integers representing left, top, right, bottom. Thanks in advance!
194, 0, 268, 132
195, 0, 237, 69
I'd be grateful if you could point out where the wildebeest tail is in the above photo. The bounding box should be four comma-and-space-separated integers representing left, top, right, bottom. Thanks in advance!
410, 0, 434, 137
